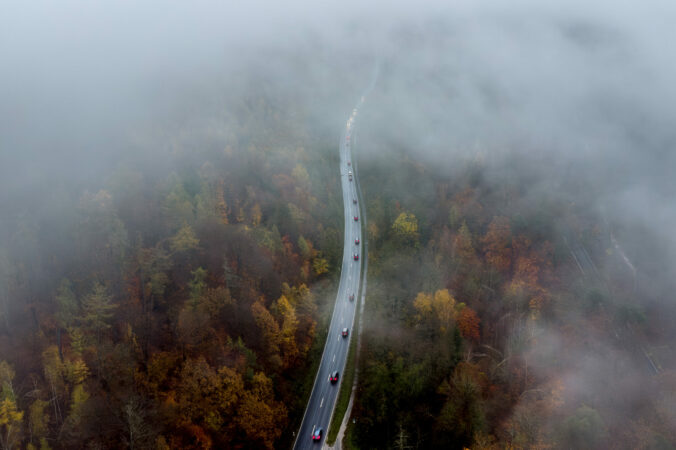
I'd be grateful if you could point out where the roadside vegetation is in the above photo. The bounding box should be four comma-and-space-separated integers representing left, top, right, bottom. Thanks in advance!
0, 87, 344, 449
345, 148, 676, 449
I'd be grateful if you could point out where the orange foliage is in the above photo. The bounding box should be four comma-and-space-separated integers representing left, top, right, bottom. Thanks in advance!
457, 307, 481, 341
482, 216, 512, 273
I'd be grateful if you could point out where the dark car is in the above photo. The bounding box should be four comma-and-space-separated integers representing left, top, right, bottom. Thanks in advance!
353, 253, 359, 261
329, 371, 339, 383
312, 427, 323, 441
355, 237, 360, 245
353, 198, 357, 204
347, 161, 351, 166
342, 327, 349, 337
354, 216, 358, 221
349, 293, 354, 301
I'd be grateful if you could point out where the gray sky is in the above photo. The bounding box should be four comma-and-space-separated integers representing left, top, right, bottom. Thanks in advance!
2, 0, 675, 263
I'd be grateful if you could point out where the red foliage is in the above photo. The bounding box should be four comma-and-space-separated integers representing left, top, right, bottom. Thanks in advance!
457, 307, 481, 341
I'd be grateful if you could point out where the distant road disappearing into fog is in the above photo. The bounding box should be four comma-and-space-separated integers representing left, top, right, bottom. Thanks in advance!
293, 101, 366, 449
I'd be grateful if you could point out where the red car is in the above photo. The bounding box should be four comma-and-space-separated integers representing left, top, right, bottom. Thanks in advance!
342, 328, 349, 337
353, 254, 359, 261
347, 161, 351, 166
355, 238, 360, 245
354, 216, 358, 221
349, 294, 354, 301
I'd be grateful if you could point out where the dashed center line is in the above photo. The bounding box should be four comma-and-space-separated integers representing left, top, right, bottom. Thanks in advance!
320, 397, 324, 408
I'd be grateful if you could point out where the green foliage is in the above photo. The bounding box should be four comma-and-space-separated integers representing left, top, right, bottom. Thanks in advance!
297, 235, 311, 260
67, 384, 90, 426
616, 303, 647, 325
169, 224, 199, 253
80, 282, 117, 339
0, 362, 15, 401
435, 364, 485, 448
252, 225, 283, 253
55, 278, 78, 329
188, 267, 208, 306
0, 88, 342, 448
164, 176, 195, 229
139, 247, 172, 298
557, 406, 607, 449
28, 399, 50, 442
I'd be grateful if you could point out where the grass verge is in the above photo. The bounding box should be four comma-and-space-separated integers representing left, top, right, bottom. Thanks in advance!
326, 293, 361, 445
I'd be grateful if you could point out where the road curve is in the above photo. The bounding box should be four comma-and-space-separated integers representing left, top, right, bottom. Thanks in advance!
293, 100, 366, 449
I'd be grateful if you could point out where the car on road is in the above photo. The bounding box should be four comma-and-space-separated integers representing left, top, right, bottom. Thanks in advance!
342, 328, 349, 337
347, 161, 351, 166
329, 371, 339, 383
354, 253, 359, 261
349, 293, 354, 301
355, 237, 360, 245
354, 215, 358, 221
353, 198, 357, 204
312, 427, 323, 441
349, 174, 352, 181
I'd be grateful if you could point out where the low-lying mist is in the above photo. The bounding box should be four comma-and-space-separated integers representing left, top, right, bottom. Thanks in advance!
1, 0, 675, 447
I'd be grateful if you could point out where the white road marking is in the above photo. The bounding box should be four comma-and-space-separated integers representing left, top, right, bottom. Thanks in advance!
333, 354, 336, 362
320, 397, 324, 408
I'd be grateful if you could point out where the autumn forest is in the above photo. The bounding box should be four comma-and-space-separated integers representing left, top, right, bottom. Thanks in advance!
3, 6, 676, 447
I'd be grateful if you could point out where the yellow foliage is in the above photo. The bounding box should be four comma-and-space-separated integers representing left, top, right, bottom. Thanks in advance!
312, 257, 329, 276
69, 384, 89, 422
251, 203, 262, 226
392, 212, 420, 242
67, 359, 90, 385
0, 398, 23, 426
29, 399, 50, 440
169, 224, 199, 253
291, 164, 310, 190
413, 289, 458, 333
0, 397, 23, 450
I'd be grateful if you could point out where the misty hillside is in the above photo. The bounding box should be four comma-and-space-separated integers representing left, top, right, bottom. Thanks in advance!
1, 1, 676, 449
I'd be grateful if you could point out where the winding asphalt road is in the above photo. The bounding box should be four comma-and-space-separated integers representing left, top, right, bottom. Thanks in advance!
293, 101, 366, 449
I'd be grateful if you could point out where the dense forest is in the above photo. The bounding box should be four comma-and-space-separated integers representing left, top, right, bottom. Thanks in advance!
0, 88, 346, 449
3, 3, 676, 449
343, 145, 676, 449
